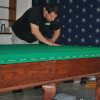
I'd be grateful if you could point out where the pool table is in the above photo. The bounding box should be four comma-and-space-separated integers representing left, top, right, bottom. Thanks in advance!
0, 44, 100, 100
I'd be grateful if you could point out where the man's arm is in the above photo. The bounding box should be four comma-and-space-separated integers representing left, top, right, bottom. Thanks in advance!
48, 29, 61, 43
30, 23, 60, 46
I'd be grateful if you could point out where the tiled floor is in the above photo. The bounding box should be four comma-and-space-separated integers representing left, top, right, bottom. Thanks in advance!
0, 82, 95, 100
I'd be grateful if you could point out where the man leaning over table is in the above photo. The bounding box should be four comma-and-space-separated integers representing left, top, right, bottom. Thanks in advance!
11, 4, 61, 46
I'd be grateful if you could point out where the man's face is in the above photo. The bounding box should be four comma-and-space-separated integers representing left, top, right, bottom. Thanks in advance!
45, 12, 58, 22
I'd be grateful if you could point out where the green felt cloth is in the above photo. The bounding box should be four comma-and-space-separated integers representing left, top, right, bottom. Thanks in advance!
0, 44, 100, 64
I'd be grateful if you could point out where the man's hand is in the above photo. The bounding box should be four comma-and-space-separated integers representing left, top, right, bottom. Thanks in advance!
47, 39, 60, 46
47, 39, 55, 43
49, 42, 60, 46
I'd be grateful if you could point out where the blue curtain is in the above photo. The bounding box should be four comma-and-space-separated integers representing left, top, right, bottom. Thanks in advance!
32, 0, 100, 47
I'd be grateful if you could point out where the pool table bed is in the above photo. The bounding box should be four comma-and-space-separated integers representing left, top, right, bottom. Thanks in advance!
0, 44, 100, 100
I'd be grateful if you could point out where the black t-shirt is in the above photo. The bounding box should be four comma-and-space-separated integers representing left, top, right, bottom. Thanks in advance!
12, 6, 60, 43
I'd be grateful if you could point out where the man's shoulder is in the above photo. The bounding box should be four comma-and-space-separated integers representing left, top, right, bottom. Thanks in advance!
26, 6, 43, 22
31, 6, 43, 11
27, 6, 43, 16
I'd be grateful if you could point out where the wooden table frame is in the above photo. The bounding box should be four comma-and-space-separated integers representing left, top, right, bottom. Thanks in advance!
0, 57, 100, 100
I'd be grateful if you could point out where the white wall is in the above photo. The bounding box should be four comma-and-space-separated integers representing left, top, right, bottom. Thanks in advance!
0, 0, 9, 7
16, 0, 32, 19
0, 0, 32, 27
0, 0, 32, 44
0, 0, 9, 27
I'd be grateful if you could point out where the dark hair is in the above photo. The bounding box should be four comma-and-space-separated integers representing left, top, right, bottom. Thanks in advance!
46, 4, 59, 16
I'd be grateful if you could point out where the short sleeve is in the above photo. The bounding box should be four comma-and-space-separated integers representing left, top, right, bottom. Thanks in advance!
27, 8, 40, 26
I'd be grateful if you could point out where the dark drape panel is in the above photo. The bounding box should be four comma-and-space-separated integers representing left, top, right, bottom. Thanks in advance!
32, 0, 100, 47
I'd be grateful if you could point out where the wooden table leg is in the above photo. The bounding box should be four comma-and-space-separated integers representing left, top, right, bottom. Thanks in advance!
96, 77, 100, 100
42, 83, 56, 100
